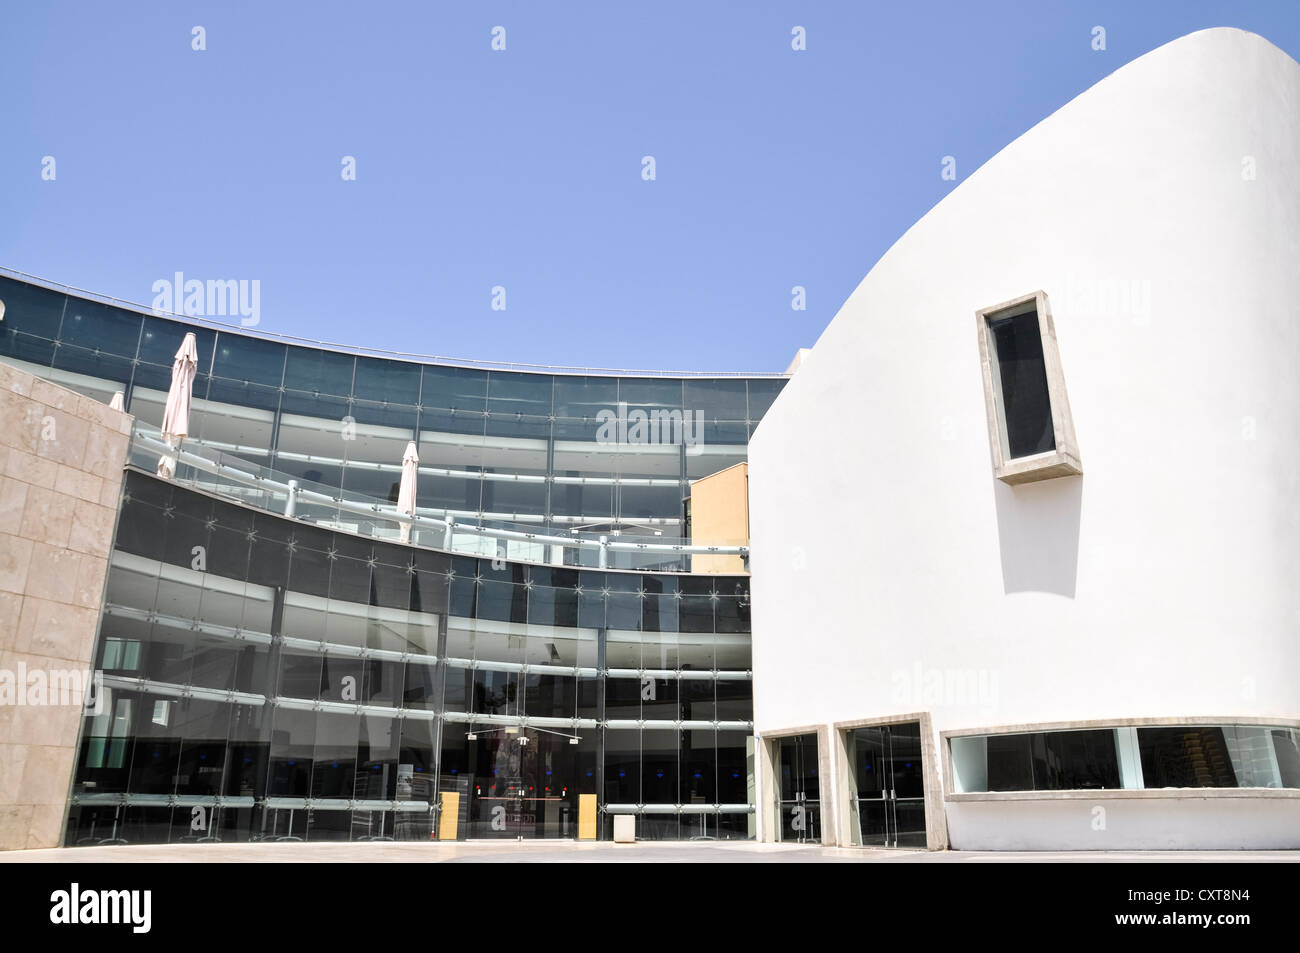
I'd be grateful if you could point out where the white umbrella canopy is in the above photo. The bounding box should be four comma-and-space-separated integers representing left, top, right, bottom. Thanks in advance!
156, 333, 199, 479
397, 441, 419, 543
108, 392, 125, 412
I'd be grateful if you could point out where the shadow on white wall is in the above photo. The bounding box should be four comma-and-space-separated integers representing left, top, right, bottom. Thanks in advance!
993, 477, 1083, 597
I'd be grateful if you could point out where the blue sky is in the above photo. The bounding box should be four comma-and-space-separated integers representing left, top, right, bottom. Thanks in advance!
4, 1, 1298, 373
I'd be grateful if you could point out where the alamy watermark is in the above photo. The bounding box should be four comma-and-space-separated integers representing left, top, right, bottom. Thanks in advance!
0, 664, 104, 715
151, 271, 261, 327
891, 662, 999, 713
50, 883, 151, 933
594, 401, 704, 452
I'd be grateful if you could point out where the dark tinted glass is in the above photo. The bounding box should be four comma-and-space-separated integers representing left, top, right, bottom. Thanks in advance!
354, 356, 420, 405
554, 376, 618, 419
989, 310, 1055, 458
56, 300, 141, 381
283, 347, 354, 395
1139, 727, 1238, 788
210, 333, 285, 387
684, 379, 747, 420
985, 733, 1033, 791
746, 379, 787, 422
1030, 730, 1119, 790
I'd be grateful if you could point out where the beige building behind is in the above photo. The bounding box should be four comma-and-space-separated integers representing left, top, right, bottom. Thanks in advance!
687, 462, 749, 574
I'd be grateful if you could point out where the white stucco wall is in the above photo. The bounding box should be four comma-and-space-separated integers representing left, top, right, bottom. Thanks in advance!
748, 28, 1300, 848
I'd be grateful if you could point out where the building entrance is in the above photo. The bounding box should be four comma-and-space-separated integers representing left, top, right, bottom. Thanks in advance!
774, 732, 821, 843
466, 728, 579, 839
847, 721, 926, 848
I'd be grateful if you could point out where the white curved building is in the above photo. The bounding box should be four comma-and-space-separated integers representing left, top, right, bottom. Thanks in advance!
747, 27, 1300, 850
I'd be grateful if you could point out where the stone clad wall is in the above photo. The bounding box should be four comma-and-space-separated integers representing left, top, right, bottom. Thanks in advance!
0, 362, 131, 849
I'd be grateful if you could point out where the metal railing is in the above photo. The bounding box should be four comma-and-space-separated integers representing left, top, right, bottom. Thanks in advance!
130, 425, 750, 574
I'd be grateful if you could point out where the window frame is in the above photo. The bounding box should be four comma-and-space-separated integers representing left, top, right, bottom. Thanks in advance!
976, 290, 1082, 484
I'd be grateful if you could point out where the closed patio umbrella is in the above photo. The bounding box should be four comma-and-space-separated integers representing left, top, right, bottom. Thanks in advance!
397, 441, 419, 543
108, 392, 125, 412
156, 333, 198, 479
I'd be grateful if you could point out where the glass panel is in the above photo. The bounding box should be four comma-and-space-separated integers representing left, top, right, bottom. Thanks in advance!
134, 320, 217, 392
604, 729, 639, 803
282, 347, 355, 396
210, 333, 286, 388
1138, 726, 1238, 788
554, 376, 618, 419
681, 729, 716, 805
776, 733, 819, 843
421, 365, 487, 411
683, 379, 748, 421
641, 729, 677, 804
55, 299, 140, 382
1273, 729, 1300, 788
1030, 729, 1120, 790
0, 276, 65, 365
745, 378, 787, 423
353, 355, 420, 405
985, 732, 1034, 791
988, 309, 1055, 458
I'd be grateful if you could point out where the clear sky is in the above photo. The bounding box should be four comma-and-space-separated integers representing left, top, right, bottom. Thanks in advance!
4, 2, 1298, 373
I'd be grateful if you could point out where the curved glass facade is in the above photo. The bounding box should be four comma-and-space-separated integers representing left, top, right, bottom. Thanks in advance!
65, 470, 754, 844
0, 273, 786, 552
0, 272, 778, 844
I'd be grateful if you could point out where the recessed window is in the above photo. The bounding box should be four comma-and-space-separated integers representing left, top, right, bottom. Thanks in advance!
951, 724, 1300, 793
976, 291, 1081, 484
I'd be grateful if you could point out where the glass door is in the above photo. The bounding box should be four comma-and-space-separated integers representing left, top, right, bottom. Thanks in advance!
469, 724, 533, 840
888, 722, 927, 848
775, 733, 820, 843
468, 726, 583, 839
850, 722, 926, 848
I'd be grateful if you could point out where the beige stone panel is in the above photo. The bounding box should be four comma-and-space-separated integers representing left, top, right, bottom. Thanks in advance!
0, 536, 34, 595
26, 802, 67, 849
54, 466, 103, 504
74, 394, 120, 432
20, 745, 76, 806
0, 743, 29, 803
0, 362, 33, 397
29, 378, 79, 414
2, 449, 56, 488
35, 410, 90, 470
0, 804, 34, 851
23, 542, 79, 605
84, 426, 129, 477
98, 478, 122, 508
72, 555, 109, 611
0, 591, 22, 653
68, 500, 114, 559
4, 700, 83, 748
0, 477, 28, 536
0, 396, 42, 454
14, 598, 98, 664
18, 485, 75, 549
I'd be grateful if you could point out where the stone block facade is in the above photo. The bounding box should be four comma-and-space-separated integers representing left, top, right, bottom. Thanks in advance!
0, 363, 130, 849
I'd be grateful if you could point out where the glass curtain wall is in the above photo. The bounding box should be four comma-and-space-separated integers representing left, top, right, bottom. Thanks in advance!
64, 470, 755, 845
0, 275, 786, 557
